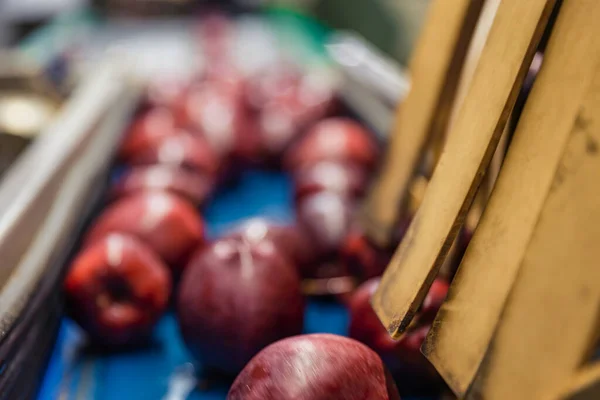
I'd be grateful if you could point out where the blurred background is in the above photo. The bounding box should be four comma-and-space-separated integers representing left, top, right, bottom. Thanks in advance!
0, 0, 425, 180
0, 0, 428, 63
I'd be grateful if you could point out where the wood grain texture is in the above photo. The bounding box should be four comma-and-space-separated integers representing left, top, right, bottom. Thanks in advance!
422, 0, 600, 395
371, 0, 556, 339
466, 57, 600, 399
361, 0, 484, 247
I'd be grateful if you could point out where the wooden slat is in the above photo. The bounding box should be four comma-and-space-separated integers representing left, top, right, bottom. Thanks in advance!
438, 0, 503, 278
422, 0, 600, 395
466, 58, 600, 399
361, 0, 484, 247
371, 0, 556, 338
555, 363, 600, 400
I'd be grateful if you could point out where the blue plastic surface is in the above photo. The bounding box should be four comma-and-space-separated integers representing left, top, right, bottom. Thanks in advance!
37, 169, 353, 400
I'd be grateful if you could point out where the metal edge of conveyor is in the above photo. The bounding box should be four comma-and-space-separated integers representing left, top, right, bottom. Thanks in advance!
0, 58, 141, 345
325, 31, 409, 139
326, 31, 410, 106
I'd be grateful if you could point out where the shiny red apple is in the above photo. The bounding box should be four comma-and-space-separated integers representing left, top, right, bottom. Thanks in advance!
250, 68, 336, 160
295, 191, 355, 261
174, 80, 247, 158
125, 130, 220, 176
64, 233, 171, 346
85, 191, 204, 273
228, 334, 401, 400
293, 161, 368, 202
255, 100, 305, 159
284, 118, 378, 171
118, 108, 179, 162
225, 218, 314, 274
110, 165, 215, 205
177, 235, 304, 374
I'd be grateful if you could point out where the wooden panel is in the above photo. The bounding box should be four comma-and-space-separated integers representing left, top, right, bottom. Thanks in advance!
372, 0, 556, 338
423, 0, 600, 395
361, 0, 484, 247
467, 58, 600, 400
555, 363, 600, 400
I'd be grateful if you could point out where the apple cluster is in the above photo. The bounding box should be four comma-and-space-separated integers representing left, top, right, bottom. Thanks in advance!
63, 13, 450, 399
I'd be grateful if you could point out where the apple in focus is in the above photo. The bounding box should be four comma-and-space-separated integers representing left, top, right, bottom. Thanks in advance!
64, 233, 171, 346
228, 333, 401, 400
177, 235, 304, 374
85, 191, 204, 273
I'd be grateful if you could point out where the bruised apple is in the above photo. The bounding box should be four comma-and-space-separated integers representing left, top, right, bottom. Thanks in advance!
177, 235, 304, 374
228, 334, 400, 400
292, 161, 368, 202
85, 192, 204, 273
64, 233, 171, 346
125, 131, 220, 177
110, 165, 215, 205
284, 118, 378, 171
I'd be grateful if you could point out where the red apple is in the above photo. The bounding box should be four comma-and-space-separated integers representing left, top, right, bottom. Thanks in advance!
145, 77, 188, 109
250, 69, 336, 161
246, 64, 336, 118
418, 279, 450, 326
255, 101, 305, 159
110, 165, 215, 205
228, 334, 400, 400
196, 13, 234, 73
284, 118, 378, 171
174, 81, 248, 158
64, 233, 171, 346
85, 191, 204, 273
125, 130, 220, 176
341, 227, 391, 282
225, 218, 314, 274
255, 94, 330, 161
341, 218, 412, 283
294, 66, 338, 118
245, 63, 302, 111
177, 235, 304, 374
293, 161, 368, 202
348, 278, 448, 383
118, 108, 179, 162
295, 192, 355, 260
